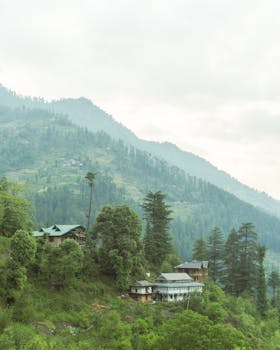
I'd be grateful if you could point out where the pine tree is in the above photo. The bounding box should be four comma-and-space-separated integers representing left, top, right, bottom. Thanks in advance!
85, 171, 97, 232
94, 205, 145, 290
237, 223, 258, 296
142, 191, 173, 270
207, 227, 224, 283
268, 271, 280, 307
223, 229, 240, 295
256, 245, 267, 316
192, 237, 208, 261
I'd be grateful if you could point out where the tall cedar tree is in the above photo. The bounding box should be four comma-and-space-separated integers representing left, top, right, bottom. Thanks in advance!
223, 229, 240, 295
256, 245, 267, 316
237, 222, 258, 296
207, 227, 224, 283
94, 205, 144, 290
142, 191, 173, 269
85, 172, 97, 232
268, 271, 280, 307
192, 237, 208, 261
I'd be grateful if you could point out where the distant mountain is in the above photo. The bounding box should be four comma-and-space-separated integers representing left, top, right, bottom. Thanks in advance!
1, 104, 280, 261
1, 83, 280, 219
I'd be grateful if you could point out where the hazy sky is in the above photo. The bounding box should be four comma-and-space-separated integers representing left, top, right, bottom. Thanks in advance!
1, 0, 280, 198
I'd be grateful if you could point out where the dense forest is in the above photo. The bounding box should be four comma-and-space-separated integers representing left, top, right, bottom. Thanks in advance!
1, 176, 280, 349
1, 105, 280, 261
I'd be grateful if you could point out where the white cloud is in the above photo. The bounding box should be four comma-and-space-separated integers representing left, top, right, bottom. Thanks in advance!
1, 0, 280, 197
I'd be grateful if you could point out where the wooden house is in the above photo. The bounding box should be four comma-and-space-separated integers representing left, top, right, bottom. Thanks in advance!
33, 224, 86, 246
153, 273, 203, 302
129, 280, 153, 302
175, 260, 208, 282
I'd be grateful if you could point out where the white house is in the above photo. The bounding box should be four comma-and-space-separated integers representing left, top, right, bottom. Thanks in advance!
153, 273, 204, 302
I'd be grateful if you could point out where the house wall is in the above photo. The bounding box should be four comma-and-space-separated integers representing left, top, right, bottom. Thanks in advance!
129, 293, 153, 302
48, 234, 83, 247
130, 286, 152, 294
48, 237, 63, 247
177, 268, 208, 282
154, 285, 203, 302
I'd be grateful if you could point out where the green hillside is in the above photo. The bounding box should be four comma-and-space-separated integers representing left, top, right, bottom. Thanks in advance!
0, 235, 278, 350
1, 84, 280, 219
1, 105, 280, 259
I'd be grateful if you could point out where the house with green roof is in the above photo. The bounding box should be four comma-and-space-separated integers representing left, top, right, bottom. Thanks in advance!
33, 224, 85, 246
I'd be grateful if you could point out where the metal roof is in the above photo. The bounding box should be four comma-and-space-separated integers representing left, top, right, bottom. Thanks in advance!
154, 282, 204, 288
175, 260, 209, 269
33, 231, 44, 237
130, 280, 153, 287
156, 273, 193, 282
33, 224, 84, 237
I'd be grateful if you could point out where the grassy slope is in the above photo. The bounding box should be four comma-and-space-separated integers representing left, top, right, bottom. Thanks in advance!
1, 238, 279, 350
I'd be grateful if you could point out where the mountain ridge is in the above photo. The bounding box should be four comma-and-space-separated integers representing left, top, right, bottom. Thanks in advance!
1, 83, 280, 219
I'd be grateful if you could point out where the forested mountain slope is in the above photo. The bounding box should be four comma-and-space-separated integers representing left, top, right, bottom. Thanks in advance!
1, 105, 280, 259
1, 84, 280, 219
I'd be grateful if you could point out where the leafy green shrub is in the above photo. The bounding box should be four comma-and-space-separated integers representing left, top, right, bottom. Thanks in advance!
0, 307, 12, 331
0, 323, 48, 350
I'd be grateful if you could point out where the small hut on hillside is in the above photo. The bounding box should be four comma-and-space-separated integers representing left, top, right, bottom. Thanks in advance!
129, 280, 153, 302
175, 260, 208, 282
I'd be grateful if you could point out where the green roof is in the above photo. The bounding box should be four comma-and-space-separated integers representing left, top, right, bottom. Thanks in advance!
33, 224, 84, 237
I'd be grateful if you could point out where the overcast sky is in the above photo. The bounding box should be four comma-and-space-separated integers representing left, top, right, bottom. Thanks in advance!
1, 0, 280, 198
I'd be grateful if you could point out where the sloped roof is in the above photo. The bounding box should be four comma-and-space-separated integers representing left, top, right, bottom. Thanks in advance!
33, 231, 44, 237
33, 224, 84, 237
175, 260, 209, 269
130, 280, 153, 287
154, 282, 204, 288
156, 273, 193, 282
